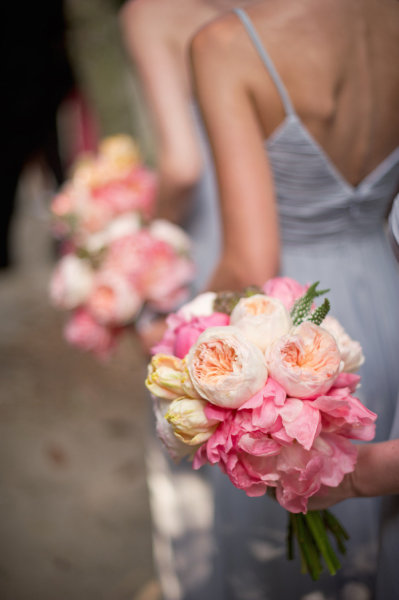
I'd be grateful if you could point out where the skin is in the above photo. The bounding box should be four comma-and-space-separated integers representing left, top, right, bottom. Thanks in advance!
190, 0, 399, 289
119, 0, 255, 350
120, 0, 254, 224
308, 440, 399, 509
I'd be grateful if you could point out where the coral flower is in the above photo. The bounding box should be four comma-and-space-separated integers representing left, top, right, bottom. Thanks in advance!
187, 326, 268, 408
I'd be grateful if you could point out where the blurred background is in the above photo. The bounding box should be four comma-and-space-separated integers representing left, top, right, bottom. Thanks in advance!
1, 1, 160, 598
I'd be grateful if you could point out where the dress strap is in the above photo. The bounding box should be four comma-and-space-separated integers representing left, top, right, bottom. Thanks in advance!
233, 8, 295, 117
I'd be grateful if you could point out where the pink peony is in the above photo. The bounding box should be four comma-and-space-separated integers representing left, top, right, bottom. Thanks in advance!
91, 167, 156, 220
262, 277, 309, 311
274, 434, 358, 513
103, 231, 194, 311
64, 308, 120, 358
152, 312, 230, 358
192, 374, 370, 512
313, 384, 377, 441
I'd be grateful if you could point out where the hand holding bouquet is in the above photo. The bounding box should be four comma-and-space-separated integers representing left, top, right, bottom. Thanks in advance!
146, 277, 376, 579
49, 135, 194, 357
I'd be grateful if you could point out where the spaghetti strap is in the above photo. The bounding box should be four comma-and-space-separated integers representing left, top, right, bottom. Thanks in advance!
233, 8, 295, 117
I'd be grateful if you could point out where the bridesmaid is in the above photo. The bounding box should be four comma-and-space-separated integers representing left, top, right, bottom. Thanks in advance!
120, 3, 255, 599
309, 195, 399, 598
189, 0, 399, 597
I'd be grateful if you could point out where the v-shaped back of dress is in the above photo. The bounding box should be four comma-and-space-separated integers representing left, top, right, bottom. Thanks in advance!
234, 8, 399, 245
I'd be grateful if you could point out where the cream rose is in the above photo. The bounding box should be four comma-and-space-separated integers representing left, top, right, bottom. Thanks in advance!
146, 354, 200, 401
153, 397, 195, 461
322, 315, 365, 373
230, 294, 292, 352
165, 398, 218, 445
186, 326, 268, 408
267, 321, 341, 398
178, 292, 217, 319
149, 219, 191, 254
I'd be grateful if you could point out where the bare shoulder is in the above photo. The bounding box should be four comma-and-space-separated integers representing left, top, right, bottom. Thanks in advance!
121, 0, 218, 44
120, 0, 169, 38
190, 11, 255, 87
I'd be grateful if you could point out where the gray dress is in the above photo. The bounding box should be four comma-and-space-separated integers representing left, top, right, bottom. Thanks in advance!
375, 195, 399, 600
207, 9, 399, 600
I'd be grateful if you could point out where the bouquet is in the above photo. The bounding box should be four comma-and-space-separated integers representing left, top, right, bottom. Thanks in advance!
49, 135, 195, 358
145, 277, 376, 580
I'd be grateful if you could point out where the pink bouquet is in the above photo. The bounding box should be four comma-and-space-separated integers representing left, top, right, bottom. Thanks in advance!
146, 277, 376, 579
49, 135, 195, 358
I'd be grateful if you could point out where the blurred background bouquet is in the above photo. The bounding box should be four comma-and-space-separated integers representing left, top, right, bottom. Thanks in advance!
49, 134, 195, 358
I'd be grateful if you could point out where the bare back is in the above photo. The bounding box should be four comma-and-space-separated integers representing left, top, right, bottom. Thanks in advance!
234, 0, 399, 186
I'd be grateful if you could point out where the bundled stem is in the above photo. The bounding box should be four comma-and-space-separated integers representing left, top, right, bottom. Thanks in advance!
288, 509, 349, 580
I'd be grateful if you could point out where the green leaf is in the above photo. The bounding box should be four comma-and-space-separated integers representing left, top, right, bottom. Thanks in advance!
290, 282, 330, 326
309, 298, 330, 325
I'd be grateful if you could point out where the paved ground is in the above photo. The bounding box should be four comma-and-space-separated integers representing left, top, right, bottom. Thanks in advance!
0, 176, 160, 600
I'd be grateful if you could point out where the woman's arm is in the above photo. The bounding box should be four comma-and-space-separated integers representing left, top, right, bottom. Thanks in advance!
119, 0, 204, 223
307, 440, 399, 511
190, 14, 280, 291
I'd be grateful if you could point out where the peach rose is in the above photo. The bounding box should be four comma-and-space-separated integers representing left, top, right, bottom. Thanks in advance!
230, 294, 292, 352
186, 326, 268, 408
267, 322, 341, 399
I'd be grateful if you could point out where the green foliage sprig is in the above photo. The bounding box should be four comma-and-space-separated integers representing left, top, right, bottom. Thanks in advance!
290, 282, 330, 326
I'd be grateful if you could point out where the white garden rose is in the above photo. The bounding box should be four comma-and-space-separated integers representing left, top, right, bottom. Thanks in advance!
85, 213, 141, 253
322, 316, 365, 373
50, 254, 94, 310
149, 219, 191, 253
179, 292, 217, 319
230, 294, 292, 352
153, 397, 195, 462
186, 326, 268, 408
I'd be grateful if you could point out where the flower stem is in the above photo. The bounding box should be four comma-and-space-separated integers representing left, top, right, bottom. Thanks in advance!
304, 511, 341, 575
292, 514, 323, 580
288, 510, 348, 580
322, 509, 349, 555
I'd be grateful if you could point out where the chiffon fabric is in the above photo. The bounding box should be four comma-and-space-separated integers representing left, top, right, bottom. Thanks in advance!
375, 195, 399, 599
207, 9, 399, 600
